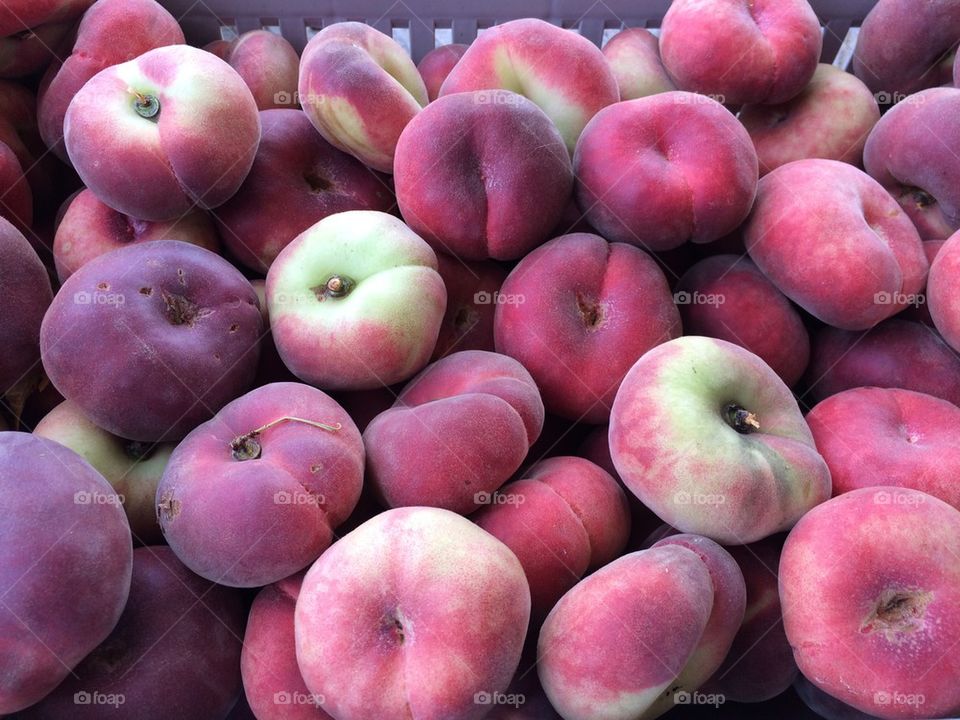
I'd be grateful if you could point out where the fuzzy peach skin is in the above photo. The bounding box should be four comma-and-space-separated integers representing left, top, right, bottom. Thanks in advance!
676, 255, 810, 387
0, 22, 72, 78
0, 218, 52, 396
577, 424, 665, 549
926, 228, 960, 352
242, 572, 332, 720
574, 93, 759, 252
701, 535, 798, 703
417, 43, 467, 101
395, 90, 572, 262
0, 0, 93, 36
473, 456, 630, 621
157, 382, 364, 588
807, 387, 960, 512
780, 487, 960, 719
740, 64, 881, 175
853, 0, 960, 97
266, 211, 446, 390
364, 350, 544, 515
206, 30, 299, 111
216, 109, 393, 273
660, 0, 822, 105
643, 534, 746, 717
494, 232, 681, 423
0, 139, 30, 233
432, 253, 506, 360
299, 22, 427, 173
295, 507, 531, 720
864, 88, 960, 235
602, 28, 676, 100
0, 432, 132, 715
537, 544, 715, 720
804, 319, 960, 407
34, 399, 173, 544
64, 44, 261, 222
610, 336, 832, 545
20, 545, 245, 720
37, 0, 184, 163
745, 159, 928, 330
54, 187, 220, 282
439, 18, 619, 153
246, 582, 333, 719
41, 240, 262, 442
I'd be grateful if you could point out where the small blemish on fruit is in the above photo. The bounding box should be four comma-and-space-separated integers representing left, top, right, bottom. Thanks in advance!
97, 282, 109, 291
139, 287, 152, 296
229, 323, 239, 333
310, 464, 322, 474
157, 492, 181, 521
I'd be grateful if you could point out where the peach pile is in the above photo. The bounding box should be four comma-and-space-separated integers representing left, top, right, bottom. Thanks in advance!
4, 3, 960, 718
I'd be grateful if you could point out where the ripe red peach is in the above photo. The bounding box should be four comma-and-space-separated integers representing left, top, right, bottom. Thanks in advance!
34, 399, 173, 544
439, 18, 619, 152
295, 507, 530, 720
64, 44, 261, 222
676, 254, 810, 387
394, 90, 572, 261
0, 218, 52, 397
432, 253, 506, 360
20, 546, 246, 720
537, 544, 717, 720
206, 30, 299, 111
417, 43, 467, 101
266, 211, 446, 390
853, 0, 960, 97
157, 382, 364, 587
926, 228, 960, 351
745, 159, 927, 330
0, 432, 132, 715
299, 22, 427, 172
473, 455, 630, 621
242, 572, 332, 720
807, 387, 960, 512
610, 336, 831, 545
41, 240, 262, 441
494, 232, 681, 422
864, 88, 960, 236
602, 28, 675, 100
364, 350, 544, 515
805, 319, 960, 407
660, 0, 822, 105
216, 109, 393, 273
780, 487, 960, 719
739, 64, 881, 175
54, 188, 220, 282
574, 93, 759, 252
37, 0, 184, 163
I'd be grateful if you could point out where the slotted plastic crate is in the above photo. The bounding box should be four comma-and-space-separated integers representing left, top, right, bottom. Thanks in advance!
157, 0, 878, 67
